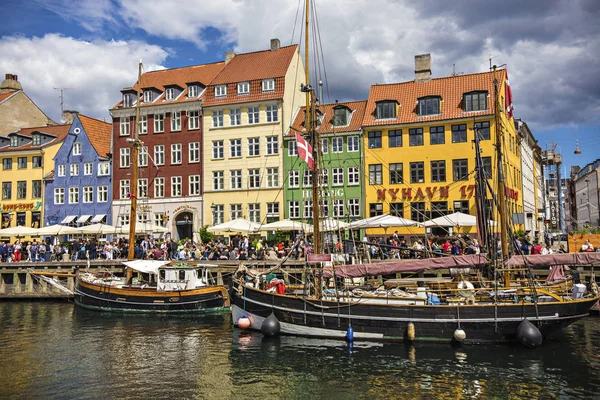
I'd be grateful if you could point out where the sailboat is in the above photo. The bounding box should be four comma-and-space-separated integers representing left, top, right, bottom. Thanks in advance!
229, 0, 600, 345
74, 62, 229, 313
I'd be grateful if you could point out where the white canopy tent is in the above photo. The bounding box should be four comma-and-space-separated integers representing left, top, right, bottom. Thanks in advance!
207, 218, 260, 233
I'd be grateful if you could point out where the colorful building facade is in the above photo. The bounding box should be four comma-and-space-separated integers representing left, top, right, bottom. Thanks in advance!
44, 114, 112, 227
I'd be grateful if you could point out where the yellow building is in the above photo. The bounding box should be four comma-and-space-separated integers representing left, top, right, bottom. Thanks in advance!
362, 54, 524, 237
201, 39, 305, 227
0, 124, 70, 234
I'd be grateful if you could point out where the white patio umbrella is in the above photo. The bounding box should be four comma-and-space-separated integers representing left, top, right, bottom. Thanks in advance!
78, 223, 122, 235
259, 219, 311, 232
423, 212, 480, 227
207, 218, 260, 233
36, 224, 82, 236
316, 217, 350, 232
119, 223, 169, 234
0, 225, 39, 237
349, 214, 420, 229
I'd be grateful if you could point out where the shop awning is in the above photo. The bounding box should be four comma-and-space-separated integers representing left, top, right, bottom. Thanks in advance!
76, 215, 92, 224
61, 215, 77, 224
90, 214, 106, 223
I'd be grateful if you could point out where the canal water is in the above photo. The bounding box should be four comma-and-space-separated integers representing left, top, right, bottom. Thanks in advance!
1, 302, 599, 400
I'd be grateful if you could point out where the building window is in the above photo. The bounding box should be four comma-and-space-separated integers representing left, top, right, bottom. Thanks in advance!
68, 187, 79, 204
154, 114, 165, 133
84, 162, 93, 175
303, 170, 312, 187
266, 167, 279, 188
267, 202, 279, 223
333, 107, 349, 126
330, 199, 344, 218
138, 146, 148, 167
409, 128, 423, 146
1, 182, 10, 200
368, 131, 382, 148
237, 82, 250, 95
154, 145, 164, 166
70, 163, 79, 176
431, 160, 446, 183
2, 158, 12, 170
411, 202, 426, 222
369, 164, 382, 185
230, 204, 242, 220
319, 169, 329, 187
213, 171, 224, 190
230, 170, 242, 189
482, 156, 492, 179
17, 157, 27, 169
390, 202, 404, 217
453, 159, 469, 181
212, 110, 223, 128
32, 180, 42, 198
288, 141, 297, 156
139, 115, 147, 134
348, 167, 359, 185
451, 124, 467, 143
171, 176, 182, 197
32, 156, 42, 168
53, 187, 64, 204
474, 121, 491, 140
304, 200, 313, 219
230, 108, 241, 126
32, 134, 41, 146
215, 85, 227, 97
212, 140, 223, 159
288, 170, 300, 188
332, 168, 344, 186
97, 186, 108, 202
189, 142, 200, 163
332, 137, 343, 153
454, 200, 470, 214
137, 178, 148, 198
347, 135, 359, 152
248, 203, 260, 223
188, 85, 198, 98
248, 106, 259, 124
143, 90, 152, 103
266, 136, 279, 155
119, 180, 129, 199
369, 203, 383, 217
153, 178, 164, 198
171, 144, 182, 164
248, 137, 260, 156
83, 186, 93, 203
189, 175, 200, 196
118, 214, 130, 226
388, 129, 402, 147
154, 213, 167, 227
17, 181, 26, 199
120, 117, 130, 136
212, 204, 224, 225
248, 169, 261, 189
9, 136, 18, 147
289, 201, 300, 219
188, 110, 199, 130
464, 91, 488, 112
262, 79, 275, 92
430, 126, 445, 145
418, 96, 440, 116
431, 201, 448, 219
57, 164, 65, 176
165, 88, 175, 101
266, 104, 278, 122
410, 162, 424, 183
348, 198, 360, 217
376, 101, 396, 119
321, 138, 329, 154
119, 148, 130, 168
171, 111, 181, 131
390, 163, 403, 184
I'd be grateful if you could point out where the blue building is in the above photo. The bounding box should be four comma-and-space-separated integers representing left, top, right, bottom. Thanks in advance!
44, 112, 112, 227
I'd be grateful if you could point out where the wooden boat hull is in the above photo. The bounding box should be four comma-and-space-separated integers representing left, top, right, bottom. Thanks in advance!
231, 284, 598, 344
75, 278, 230, 313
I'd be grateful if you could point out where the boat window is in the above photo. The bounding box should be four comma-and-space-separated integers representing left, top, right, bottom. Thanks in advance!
159, 270, 165, 280
179, 270, 186, 281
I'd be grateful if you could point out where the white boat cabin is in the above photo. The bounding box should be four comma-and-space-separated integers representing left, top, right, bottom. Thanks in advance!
156, 267, 209, 291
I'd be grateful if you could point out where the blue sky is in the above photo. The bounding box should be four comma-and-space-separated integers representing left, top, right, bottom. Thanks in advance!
1, 0, 598, 170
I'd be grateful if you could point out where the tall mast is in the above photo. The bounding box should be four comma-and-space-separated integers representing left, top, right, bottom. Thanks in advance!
493, 66, 509, 259
127, 61, 142, 262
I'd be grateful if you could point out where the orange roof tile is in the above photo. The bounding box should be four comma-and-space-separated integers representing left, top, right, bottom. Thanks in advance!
79, 114, 111, 157
0, 91, 18, 104
0, 124, 70, 152
362, 70, 503, 127
290, 100, 368, 136
203, 45, 298, 107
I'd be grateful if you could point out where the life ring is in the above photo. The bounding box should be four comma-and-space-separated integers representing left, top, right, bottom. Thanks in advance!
457, 280, 475, 298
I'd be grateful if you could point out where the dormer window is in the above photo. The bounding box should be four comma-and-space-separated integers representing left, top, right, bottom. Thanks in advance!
262, 79, 275, 92
122, 93, 132, 108
10, 136, 18, 147
333, 106, 351, 126
32, 134, 41, 146
215, 85, 227, 97
165, 88, 175, 101
238, 82, 250, 95
375, 100, 397, 119
463, 91, 488, 112
418, 96, 441, 116
188, 85, 198, 98
143, 90, 153, 103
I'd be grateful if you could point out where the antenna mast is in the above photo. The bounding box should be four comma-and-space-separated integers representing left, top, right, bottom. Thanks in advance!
53, 87, 71, 117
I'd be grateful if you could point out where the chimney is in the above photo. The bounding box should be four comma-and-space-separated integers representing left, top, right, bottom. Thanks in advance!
62, 110, 79, 124
414, 54, 432, 82
0, 73, 23, 93
270, 38, 280, 51
225, 51, 236, 64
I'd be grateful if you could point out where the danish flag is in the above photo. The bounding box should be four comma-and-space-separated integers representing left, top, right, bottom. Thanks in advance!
295, 132, 314, 171
505, 70, 514, 119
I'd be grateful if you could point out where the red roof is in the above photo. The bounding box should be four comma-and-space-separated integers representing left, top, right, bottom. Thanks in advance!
362, 70, 502, 127
79, 114, 111, 157
0, 124, 70, 152
203, 45, 298, 107
0, 91, 18, 104
289, 100, 368, 136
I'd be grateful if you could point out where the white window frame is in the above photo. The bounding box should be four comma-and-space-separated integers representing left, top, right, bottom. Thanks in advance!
230, 108, 241, 126
230, 139, 241, 158
84, 162, 93, 176
333, 199, 345, 217
137, 178, 148, 198
230, 204, 242, 220
266, 136, 279, 155
70, 163, 79, 176
97, 161, 110, 176
154, 177, 165, 198
266, 167, 279, 188
119, 117, 130, 136
119, 180, 130, 200
348, 167, 360, 185
321, 138, 329, 154
83, 186, 93, 203
213, 171, 224, 190
288, 170, 300, 188
332, 167, 344, 186
138, 146, 148, 167
189, 142, 200, 163
188, 110, 199, 130
303, 170, 312, 187
212, 140, 224, 159
189, 175, 200, 196
248, 169, 261, 189
304, 200, 313, 218
289, 201, 300, 219
171, 143, 182, 165
347, 135, 359, 152
154, 145, 165, 166
348, 198, 361, 217
154, 114, 165, 133
248, 203, 260, 223
262, 79, 275, 92
237, 82, 250, 95
332, 137, 343, 153
143, 90, 152, 103
139, 115, 148, 134
266, 104, 278, 122
248, 137, 260, 156
248, 106, 259, 124
213, 110, 224, 128
288, 141, 297, 156
73, 142, 81, 155
188, 85, 198, 98
230, 170, 242, 189
171, 111, 181, 132
58, 164, 66, 177
68, 187, 79, 204
165, 87, 175, 100
215, 85, 227, 97
97, 186, 108, 203
54, 188, 64, 204
171, 176, 182, 197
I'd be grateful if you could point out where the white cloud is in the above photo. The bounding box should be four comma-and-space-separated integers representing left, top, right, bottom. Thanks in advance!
0, 34, 168, 122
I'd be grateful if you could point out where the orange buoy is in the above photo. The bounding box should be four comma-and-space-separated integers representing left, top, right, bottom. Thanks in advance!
238, 316, 251, 330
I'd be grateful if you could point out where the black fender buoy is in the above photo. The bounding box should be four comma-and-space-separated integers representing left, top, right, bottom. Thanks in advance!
261, 312, 281, 337
516, 319, 543, 348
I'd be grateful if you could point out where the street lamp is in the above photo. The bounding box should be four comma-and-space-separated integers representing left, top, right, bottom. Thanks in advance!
210, 202, 216, 225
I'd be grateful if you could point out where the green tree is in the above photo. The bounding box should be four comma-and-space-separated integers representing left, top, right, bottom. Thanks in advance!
197, 225, 214, 244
